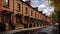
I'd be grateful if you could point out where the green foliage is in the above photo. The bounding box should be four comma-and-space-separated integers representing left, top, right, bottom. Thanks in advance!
12, 22, 19, 26
49, 12, 58, 22
49, 0, 60, 11
49, 0, 59, 21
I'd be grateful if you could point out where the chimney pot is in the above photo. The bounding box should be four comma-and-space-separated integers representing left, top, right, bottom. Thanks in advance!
24, 0, 31, 5
34, 7, 38, 10
39, 11, 42, 14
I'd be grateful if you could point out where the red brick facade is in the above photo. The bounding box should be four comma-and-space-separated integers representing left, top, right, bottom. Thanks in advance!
0, 0, 54, 32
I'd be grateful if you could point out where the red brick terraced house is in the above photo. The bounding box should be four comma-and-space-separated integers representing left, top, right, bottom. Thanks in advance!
0, 0, 54, 32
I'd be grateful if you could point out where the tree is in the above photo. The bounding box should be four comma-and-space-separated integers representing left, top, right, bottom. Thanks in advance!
49, 12, 58, 22
48, 0, 59, 22
49, 0, 60, 11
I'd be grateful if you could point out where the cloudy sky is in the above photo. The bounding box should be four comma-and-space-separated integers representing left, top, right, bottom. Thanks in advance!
23, 0, 54, 16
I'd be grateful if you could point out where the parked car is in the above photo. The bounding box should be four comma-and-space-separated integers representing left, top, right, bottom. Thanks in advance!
38, 32, 48, 34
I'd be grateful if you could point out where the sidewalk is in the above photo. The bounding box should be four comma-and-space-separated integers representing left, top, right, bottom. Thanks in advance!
0, 26, 48, 34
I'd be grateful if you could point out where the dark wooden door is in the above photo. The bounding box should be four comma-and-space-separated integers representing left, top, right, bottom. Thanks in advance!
5, 14, 11, 23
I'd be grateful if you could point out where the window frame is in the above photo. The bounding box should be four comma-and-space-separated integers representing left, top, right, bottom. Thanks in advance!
25, 7, 28, 14
38, 14, 39, 18
4, 0, 9, 8
16, 15, 20, 24
31, 10, 33, 16
17, 3, 20, 12
35, 12, 36, 17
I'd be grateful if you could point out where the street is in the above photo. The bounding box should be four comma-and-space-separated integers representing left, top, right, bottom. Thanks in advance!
38, 25, 58, 34
0, 25, 58, 34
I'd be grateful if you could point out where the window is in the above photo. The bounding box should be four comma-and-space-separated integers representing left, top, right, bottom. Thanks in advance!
25, 7, 28, 14
38, 14, 39, 18
16, 18, 20, 23
17, 3, 20, 11
16, 16, 20, 23
35, 12, 36, 17
31, 10, 33, 16
4, 0, 9, 7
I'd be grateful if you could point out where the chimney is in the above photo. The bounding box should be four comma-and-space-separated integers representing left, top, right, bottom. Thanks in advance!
24, 0, 31, 5
34, 7, 38, 10
43, 14, 45, 16
39, 11, 42, 14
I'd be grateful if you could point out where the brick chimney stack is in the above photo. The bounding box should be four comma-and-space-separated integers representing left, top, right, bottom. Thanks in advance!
39, 11, 42, 14
24, 0, 31, 5
34, 7, 38, 10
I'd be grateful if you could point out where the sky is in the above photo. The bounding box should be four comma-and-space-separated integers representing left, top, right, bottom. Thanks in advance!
23, 0, 54, 16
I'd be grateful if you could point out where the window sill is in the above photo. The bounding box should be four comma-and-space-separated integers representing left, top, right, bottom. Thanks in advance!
16, 10, 20, 12
3, 5, 9, 8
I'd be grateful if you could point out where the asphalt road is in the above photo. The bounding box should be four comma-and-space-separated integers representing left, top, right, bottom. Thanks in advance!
38, 25, 58, 34
0, 25, 58, 34
12, 25, 58, 34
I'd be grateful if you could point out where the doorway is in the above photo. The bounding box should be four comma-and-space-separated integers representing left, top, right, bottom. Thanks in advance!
2, 12, 14, 31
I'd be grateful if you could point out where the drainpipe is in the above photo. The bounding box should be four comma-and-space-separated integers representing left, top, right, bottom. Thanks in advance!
22, 1, 25, 28
13, 0, 15, 29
